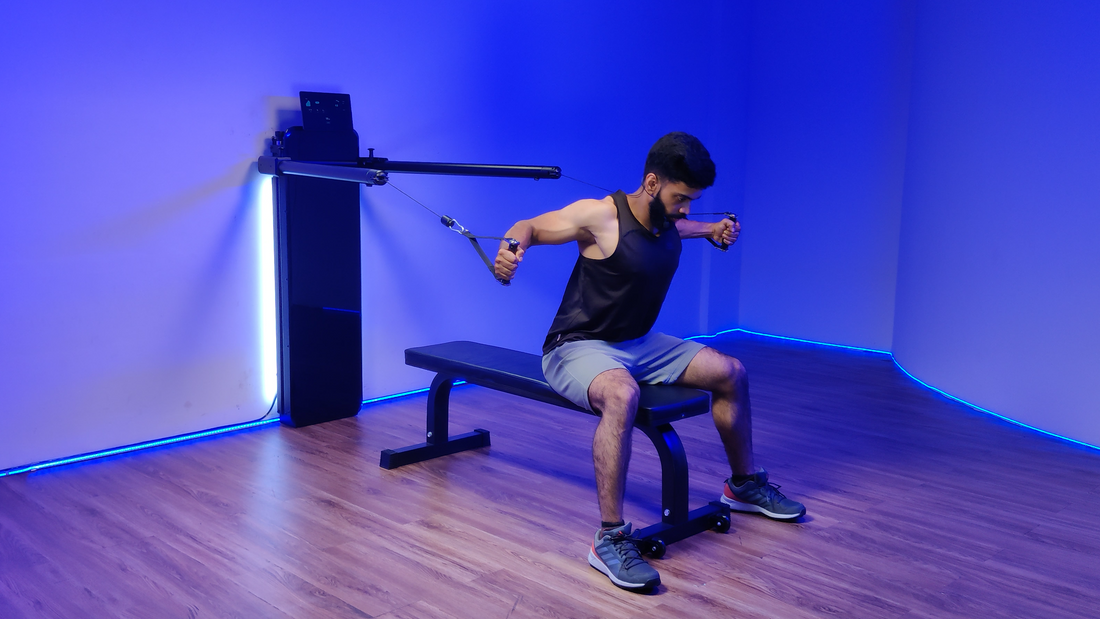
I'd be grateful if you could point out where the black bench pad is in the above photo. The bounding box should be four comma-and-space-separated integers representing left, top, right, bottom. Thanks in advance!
405, 341, 711, 425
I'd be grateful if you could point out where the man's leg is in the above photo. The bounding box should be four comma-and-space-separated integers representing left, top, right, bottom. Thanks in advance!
677, 347, 754, 476
542, 344, 660, 590
677, 346, 805, 520
586, 369, 660, 590
587, 368, 641, 524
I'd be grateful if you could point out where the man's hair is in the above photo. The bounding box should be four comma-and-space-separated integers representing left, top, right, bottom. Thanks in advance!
643, 132, 716, 189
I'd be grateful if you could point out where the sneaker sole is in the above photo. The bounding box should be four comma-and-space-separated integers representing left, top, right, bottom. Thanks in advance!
720, 494, 806, 520
587, 549, 660, 590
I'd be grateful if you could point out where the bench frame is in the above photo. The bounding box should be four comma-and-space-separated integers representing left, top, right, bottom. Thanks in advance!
379, 342, 730, 555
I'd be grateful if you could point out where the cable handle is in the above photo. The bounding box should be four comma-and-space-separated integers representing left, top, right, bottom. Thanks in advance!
438, 214, 519, 285
700, 212, 739, 252
497, 239, 520, 286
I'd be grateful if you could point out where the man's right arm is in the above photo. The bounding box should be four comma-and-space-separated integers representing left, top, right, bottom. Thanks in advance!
494, 198, 615, 282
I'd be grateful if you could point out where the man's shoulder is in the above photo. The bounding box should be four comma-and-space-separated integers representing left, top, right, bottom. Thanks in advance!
566, 195, 617, 224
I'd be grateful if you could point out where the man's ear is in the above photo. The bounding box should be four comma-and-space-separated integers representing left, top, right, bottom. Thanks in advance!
644, 173, 661, 197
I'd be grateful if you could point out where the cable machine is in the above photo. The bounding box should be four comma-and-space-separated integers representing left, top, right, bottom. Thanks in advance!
257, 92, 560, 427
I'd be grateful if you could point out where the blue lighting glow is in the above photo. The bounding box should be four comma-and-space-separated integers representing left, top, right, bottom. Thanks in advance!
257, 177, 278, 404
890, 360, 1100, 452
688, 326, 891, 356
0, 418, 280, 478
5, 328, 1093, 479
685, 327, 1098, 452
361, 381, 467, 406
684, 326, 742, 341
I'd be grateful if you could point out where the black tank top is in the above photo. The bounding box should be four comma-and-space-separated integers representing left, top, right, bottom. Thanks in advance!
543, 190, 681, 354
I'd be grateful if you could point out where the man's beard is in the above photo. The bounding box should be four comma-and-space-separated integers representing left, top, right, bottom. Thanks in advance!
648, 193, 685, 232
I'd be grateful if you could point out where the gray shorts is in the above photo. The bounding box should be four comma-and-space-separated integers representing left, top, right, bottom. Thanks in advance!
541, 332, 706, 412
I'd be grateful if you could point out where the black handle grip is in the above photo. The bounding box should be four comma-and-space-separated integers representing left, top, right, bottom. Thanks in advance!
708, 213, 738, 252
497, 239, 520, 286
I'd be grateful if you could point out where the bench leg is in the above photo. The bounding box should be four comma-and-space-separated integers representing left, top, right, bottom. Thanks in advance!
634, 423, 730, 552
379, 373, 491, 469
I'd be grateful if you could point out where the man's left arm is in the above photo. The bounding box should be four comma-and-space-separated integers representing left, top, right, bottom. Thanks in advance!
676, 217, 739, 246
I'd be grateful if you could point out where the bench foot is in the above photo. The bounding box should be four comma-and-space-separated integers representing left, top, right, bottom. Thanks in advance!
379, 429, 491, 469
635, 501, 731, 556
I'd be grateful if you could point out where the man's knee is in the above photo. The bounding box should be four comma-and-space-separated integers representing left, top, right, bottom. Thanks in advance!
726, 355, 747, 385
691, 348, 748, 393
588, 369, 640, 422
715, 355, 749, 398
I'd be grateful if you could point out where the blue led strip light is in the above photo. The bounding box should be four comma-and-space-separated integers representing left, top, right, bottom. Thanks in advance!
890, 360, 1100, 452
687, 326, 891, 355
361, 381, 467, 406
0, 382, 472, 478
0, 417, 281, 478
7, 328, 1094, 478
686, 327, 1099, 452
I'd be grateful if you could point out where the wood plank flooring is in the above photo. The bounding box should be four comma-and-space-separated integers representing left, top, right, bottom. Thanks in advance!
2, 332, 1099, 618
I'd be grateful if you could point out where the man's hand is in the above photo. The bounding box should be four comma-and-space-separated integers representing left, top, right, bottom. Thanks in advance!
494, 242, 525, 282
712, 217, 740, 247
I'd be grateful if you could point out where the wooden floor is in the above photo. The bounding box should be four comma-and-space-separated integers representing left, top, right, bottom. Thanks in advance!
2, 332, 1099, 618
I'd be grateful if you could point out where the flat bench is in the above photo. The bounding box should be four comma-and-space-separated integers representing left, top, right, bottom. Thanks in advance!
379, 340, 730, 555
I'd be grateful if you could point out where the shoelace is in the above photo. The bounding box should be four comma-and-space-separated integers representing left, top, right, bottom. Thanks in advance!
607, 533, 648, 569
733, 477, 789, 502
762, 482, 789, 501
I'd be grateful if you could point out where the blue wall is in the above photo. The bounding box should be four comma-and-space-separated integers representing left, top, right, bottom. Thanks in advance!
0, 2, 283, 470
0, 0, 746, 470
356, 1, 749, 395
2, 0, 1096, 471
737, 0, 916, 352
893, 0, 1100, 444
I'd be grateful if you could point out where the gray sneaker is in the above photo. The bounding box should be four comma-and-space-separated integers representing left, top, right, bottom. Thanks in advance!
587, 523, 661, 590
721, 469, 806, 520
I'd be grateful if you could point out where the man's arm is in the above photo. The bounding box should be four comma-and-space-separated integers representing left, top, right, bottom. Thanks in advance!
494, 198, 616, 282
676, 217, 739, 245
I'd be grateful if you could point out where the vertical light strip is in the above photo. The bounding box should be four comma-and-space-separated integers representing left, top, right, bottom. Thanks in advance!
258, 176, 278, 404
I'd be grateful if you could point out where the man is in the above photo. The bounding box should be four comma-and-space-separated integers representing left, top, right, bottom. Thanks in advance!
494, 132, 805, 591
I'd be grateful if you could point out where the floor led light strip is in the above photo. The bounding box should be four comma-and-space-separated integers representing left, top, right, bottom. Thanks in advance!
687, 327, 1099, 452
4, 330, 1094, 478
0, 418, 281, 478
689, 327, 891, 355
361, 381, 467, 406
890, 360, 1100, 452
